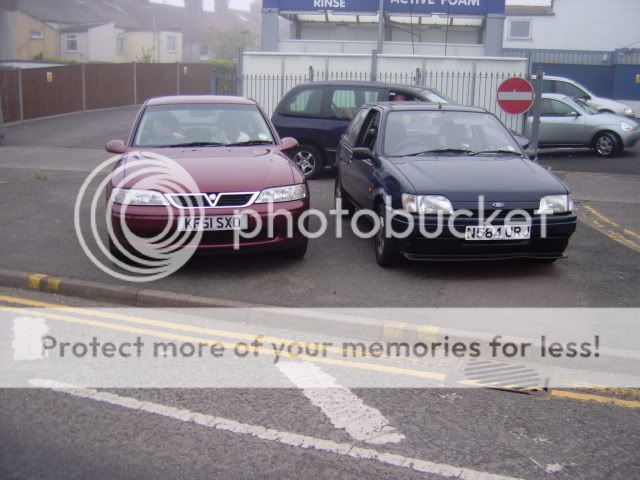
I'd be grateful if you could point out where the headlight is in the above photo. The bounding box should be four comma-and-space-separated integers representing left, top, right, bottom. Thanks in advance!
402, 194, 454, 215
621, 122, 636, 132
255, 184, 307, 203
535, 194, 573, 215
111, 188, 169, 206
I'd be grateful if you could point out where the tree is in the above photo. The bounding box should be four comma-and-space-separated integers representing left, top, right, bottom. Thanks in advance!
208, 28, 257, 61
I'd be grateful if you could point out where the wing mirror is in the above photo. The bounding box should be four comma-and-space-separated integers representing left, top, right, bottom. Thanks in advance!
514, 133, 531, 150
106, 139, 126, 154
280, 137, 299, 151
352, 147, 373, 160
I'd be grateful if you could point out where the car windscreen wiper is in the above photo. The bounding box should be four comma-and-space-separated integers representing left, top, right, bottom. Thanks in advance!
405, 148, 474, 157
225, 140, 275, 147
470, 150, 523, 156
163, 142, 227, 148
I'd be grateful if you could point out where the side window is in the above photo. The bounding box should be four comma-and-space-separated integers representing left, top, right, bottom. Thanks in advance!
281, 88, 324, 117
555, 81, 587, 98
344, 108, 368, 146
541, 99, 576, 117
357, 110, 381, 150
329, 88, 382, 120
542, 80, 555, 93
388, 91, 417, 102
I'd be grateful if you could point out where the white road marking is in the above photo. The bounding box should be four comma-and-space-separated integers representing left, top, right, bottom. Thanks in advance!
497, 91, 534, 101
12, 316, 48, 361
277, 360, 405, 445
30, 378, 523, 480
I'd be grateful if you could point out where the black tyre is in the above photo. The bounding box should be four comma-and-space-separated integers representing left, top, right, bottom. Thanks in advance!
593, 132, 622, 158
334, 175, 355, 217
374, 203, 401, 267
292, 144, 323, 179
281, 239, 308, 259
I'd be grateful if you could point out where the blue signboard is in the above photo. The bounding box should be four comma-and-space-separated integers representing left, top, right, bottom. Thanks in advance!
263, 0, 506, 15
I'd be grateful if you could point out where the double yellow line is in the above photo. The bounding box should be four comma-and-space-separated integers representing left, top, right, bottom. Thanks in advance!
577, 205, 640, 254
2, 294, 640, 409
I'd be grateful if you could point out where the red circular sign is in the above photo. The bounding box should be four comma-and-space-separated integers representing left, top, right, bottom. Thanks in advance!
497, 77, 535, 115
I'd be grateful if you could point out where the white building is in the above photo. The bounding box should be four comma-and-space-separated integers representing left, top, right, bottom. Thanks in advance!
504, 0, 640, 52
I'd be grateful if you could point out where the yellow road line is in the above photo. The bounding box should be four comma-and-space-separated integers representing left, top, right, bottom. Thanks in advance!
3, 296, 640, 408
577, 205, 640, 254
550, 390, 640, 409
0, 305, 445, 382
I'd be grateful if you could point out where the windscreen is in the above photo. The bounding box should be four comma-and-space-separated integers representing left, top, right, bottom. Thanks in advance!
134, 103, 275, 148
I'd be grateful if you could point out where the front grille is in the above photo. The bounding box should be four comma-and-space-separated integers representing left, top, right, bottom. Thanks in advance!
169, 194, 211, 208
468, 209, 538, 219
214, 193, 254, 207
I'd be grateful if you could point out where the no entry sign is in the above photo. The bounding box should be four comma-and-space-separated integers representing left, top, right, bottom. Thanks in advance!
497, 78, 535, 115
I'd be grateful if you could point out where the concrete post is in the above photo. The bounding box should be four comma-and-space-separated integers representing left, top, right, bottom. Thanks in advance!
81, 63, 87, 111
17, 68, 24, 122
261, 9, 280, 52
483, 14, 505, 57
133, 62, 138, 105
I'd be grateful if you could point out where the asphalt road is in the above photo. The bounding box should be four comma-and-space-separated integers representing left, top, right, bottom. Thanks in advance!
1, 107, 640, 479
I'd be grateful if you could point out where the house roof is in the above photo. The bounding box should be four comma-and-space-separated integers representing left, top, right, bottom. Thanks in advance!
16, 0, 141, 29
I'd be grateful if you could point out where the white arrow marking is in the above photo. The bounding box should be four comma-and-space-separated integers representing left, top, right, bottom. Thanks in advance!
277, 360, 405, 445
12, 316, 48, 361
29, 379, 523, 480
498, 91, 534, 101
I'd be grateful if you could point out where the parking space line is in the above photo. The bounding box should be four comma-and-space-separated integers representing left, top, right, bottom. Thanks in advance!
29, 378, 523, 480
277, 360, 405, 445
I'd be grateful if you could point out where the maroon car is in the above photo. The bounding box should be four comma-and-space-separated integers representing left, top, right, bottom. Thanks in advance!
105, 96, 309, 260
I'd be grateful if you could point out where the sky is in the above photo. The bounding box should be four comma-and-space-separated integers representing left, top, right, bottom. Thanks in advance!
150, 0, 551, 11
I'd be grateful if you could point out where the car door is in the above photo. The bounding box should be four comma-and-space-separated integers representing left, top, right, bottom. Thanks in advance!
272, 86, 326, 146
325, 87, 383, 163
347, 109, 381, 208
536, 98, 586, 146
338, 107, 369, 199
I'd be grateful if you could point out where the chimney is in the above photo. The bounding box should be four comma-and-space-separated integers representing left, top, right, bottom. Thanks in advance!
184, 0, 202, 12
214, 0, 229, 12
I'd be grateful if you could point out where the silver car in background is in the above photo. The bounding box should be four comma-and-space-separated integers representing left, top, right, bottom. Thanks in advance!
525, 93, 640, 157
534, 75, 636, 118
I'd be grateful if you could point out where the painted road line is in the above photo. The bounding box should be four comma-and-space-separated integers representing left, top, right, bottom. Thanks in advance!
29, 378, 522, 480
12, 316, 48, 361
0, 305, 446, 382
277, 360, 405, 445
577, 205, 640, 254
549, 390, 640, 409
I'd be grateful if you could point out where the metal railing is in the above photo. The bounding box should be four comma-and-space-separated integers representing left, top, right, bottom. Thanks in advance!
241, 68, 526, 132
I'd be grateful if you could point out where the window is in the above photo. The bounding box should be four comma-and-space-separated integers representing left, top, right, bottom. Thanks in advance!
554, 80, 588, 98
167, 34, 177, 53
540, 99, 577, 117
30, 30, 43, 40
199, 44, 209, 60
116, 34, 125, 55
508, 19, 532, 40
281, 88, 324, 117
344, 108, 368, 145
65, 34, 78, 52
329, 88, 381, 120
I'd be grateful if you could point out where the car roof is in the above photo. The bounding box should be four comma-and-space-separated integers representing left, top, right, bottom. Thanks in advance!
367, 101, 487, 113
145, 95, 256, 106
289, 81, 429, 92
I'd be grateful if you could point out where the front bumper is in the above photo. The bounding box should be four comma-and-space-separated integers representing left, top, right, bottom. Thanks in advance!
622, 129, 640, 148
110, 201, 309, 253
391, 213, 577, 261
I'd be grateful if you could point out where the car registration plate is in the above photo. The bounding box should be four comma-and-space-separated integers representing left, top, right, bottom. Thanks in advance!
465, 225, 531, 241
177, 215, 247, 232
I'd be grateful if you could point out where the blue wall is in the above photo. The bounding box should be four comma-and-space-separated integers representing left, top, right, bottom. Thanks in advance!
533, 62, 640, 101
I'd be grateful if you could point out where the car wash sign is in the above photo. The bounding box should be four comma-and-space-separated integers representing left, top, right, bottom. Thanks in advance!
263, 0, 506, 15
